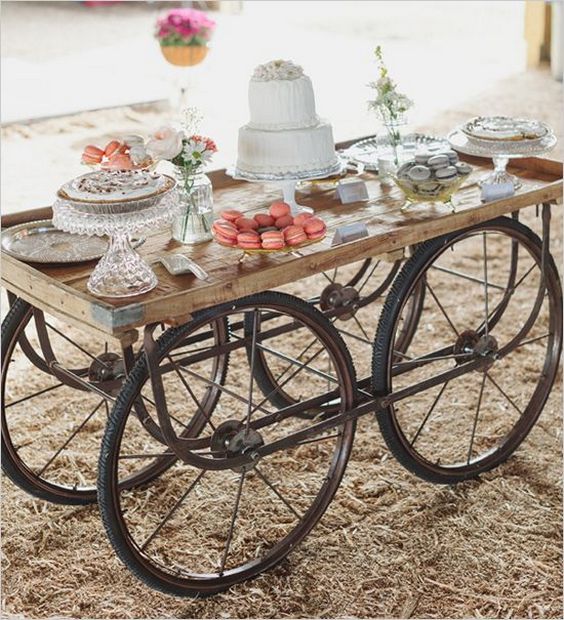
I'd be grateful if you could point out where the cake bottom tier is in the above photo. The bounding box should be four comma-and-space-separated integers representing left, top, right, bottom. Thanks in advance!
236, 121, 338, 176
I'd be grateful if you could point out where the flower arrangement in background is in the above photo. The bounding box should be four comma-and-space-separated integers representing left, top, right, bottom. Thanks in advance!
368, 46, 413, 164
155, 8, 216, 47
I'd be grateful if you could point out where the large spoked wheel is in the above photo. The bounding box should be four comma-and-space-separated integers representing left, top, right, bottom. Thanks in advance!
1, 298, 228, 504
372, 216, 562, 484
249, 259, 425, 412
98, 291, 356, 597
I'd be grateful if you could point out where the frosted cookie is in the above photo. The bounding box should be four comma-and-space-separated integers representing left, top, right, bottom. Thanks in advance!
427, 154, 449, 170
435, 166, 458, 180
407, 165, 431, 182
455, 162, 472, 176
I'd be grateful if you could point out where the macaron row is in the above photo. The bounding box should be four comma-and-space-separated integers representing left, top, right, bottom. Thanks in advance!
212, 201, 327, 250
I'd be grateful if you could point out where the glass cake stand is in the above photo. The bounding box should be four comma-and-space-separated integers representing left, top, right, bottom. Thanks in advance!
448, 127, 557, 190
228, 160, 344, 215
52, 184, 180, 298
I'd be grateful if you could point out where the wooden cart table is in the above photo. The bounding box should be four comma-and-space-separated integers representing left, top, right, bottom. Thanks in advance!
1, 145, 562, 597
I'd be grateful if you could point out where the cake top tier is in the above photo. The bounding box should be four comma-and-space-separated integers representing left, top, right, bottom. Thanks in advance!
252, 59, 304, 82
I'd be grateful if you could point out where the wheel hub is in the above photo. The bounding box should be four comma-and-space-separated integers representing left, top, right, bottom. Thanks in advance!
87, 352, 125, 396
319, 283, 360, 320
454, 330, 498, 365
210, 420, 264, 471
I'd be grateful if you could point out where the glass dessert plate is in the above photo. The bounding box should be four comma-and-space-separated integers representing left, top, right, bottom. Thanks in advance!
340, 133, 450, 172
52, 176, 180, 298
448, 126, 557, 190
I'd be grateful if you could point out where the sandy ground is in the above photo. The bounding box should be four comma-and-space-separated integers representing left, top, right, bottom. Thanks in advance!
1, 2, 563, 619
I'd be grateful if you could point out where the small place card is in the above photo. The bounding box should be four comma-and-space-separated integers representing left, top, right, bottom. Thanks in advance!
331, 222, 369, 246
337, 179, 369, 204
481, 182, 515, 203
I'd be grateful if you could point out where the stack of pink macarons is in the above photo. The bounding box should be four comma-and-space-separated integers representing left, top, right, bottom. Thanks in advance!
212, 201, 327, 251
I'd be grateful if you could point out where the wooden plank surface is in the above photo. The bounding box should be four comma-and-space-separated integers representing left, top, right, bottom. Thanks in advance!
2, 152, 562, 337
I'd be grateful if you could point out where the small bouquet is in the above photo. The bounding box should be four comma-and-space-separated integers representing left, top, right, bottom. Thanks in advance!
146, 127, 217, 193
368, 46, 413, 164
81, 135, 153, 170
155, 8, 216, 47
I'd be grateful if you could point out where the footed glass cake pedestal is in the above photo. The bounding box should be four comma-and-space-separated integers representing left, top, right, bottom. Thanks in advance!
229, 160, 344, 215
52, 189, 180, 298
448, 129, 557, 190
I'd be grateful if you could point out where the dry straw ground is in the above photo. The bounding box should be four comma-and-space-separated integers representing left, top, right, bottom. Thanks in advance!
1, 70, 562, 619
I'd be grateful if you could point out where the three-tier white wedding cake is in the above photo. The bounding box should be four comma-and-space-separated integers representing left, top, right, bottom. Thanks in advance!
236, 60, 338, 178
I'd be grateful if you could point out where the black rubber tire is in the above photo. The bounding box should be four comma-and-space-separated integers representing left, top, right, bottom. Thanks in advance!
372, 217, 562, 484
98, 291, 357, 597
1, 298, 97, 504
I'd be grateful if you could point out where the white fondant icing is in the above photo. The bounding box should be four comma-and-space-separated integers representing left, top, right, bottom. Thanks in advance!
236, 121, 337, 175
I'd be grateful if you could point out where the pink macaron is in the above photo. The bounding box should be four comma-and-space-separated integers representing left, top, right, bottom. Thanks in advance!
306, 228, 326, 240
274, 215, 294, 229
235, 216, 259, 231
220, 209, 243, 223
237, 230, 261, 249
261, 230, 285, 250
212, 219, 238, 242
269, 201, 291, 219
254, 213, 275, 228
284, 225, 308, 246
303, 217, 325, 235
293, 213, 313, 227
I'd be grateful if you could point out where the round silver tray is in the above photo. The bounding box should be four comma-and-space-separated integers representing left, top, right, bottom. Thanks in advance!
340, 133, 450, 172
448, 128, 557, 159
1, 220, 144, 264
228, 159, 344, 182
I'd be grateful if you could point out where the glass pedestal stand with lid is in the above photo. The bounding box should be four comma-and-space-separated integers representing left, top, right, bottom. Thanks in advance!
52, 187, 180, 298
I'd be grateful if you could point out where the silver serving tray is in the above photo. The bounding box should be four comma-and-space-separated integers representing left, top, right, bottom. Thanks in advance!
1, 220, 143, 264
341, 133, 450, 172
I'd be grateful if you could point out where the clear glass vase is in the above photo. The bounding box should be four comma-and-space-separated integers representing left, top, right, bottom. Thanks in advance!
380, 111, 409, 167
171, 168, 214, 244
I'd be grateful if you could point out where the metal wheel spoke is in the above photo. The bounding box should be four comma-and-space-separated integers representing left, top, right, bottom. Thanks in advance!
335, 324, 372, 346
357, 260, 381, 294
4, 381, 64, 408
219, 471, 246, 575
482, 233, 490, 337
177, 365, 272, 417
425, 282, 459, 337
512, 332, 550, 350
248, 345, 328, 419
244, 310, 259, 434
410, 381, 450, 446
37, 399, 105, 477
140, 393, 191, 430
140, 469, 206, 552
467, 372, 487, 465
430, 264, 506, 291
119, 452, 176, 460
352, 314, 371, 341
297, 432, 341, 447
485, 372, 523, 416
254, 466, 302, 520
166, 355, 216, 432
45, 322, 110, 368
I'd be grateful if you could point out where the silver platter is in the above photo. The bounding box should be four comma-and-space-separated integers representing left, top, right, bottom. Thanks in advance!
340, 133, 450, 172
227, 159, 344, 182
1, 220, 143, 264
448, 128, 557, 159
